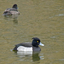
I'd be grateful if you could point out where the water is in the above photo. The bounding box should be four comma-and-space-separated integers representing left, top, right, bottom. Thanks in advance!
0, 0, 64, 64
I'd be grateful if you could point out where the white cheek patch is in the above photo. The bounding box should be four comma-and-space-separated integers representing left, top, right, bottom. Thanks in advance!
17, 46, 33, 52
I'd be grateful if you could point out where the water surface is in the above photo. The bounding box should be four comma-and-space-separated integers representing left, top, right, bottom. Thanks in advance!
0, 0, 64, 64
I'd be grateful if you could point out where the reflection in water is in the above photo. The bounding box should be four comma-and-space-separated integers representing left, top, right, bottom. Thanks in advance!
3, 15, 12, 20
13, 19, 18, 24
17, 51, 32, 56
3, 15, 18, 24
14, 51, 44, 62
32, 52, 40, 62
49, 13, 64, 18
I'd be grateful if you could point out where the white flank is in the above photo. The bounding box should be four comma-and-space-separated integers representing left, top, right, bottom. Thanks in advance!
17, 46, 33, 52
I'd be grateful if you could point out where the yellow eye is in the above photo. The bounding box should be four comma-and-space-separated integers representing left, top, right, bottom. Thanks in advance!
37, 41, 39, 43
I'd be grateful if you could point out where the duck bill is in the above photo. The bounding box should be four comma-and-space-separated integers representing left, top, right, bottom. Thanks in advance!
39, 42, 44, 46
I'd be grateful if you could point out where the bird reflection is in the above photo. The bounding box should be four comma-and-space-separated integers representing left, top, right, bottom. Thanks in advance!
17, 51, 32, 56
32, 52, 40, 62
3, 15, 18, 24
14, 51, 41, 62
13, 19, 18, 24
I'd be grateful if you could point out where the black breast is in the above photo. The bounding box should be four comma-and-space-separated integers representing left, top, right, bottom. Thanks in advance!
33, 47, 41, 52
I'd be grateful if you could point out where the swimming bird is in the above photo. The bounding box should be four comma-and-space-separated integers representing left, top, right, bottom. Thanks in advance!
13, 37, 44, 52
3, 4, 20, 16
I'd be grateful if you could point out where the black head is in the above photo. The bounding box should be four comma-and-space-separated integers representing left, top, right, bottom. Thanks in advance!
32, 37, 41, 47
12, 4, 17, 9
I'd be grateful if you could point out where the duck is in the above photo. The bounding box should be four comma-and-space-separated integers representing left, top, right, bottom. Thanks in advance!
3, 4, 20, 16
13, 37, 44, 52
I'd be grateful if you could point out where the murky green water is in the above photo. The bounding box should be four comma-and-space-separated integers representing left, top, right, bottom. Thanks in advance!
0, 0, 64, 64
